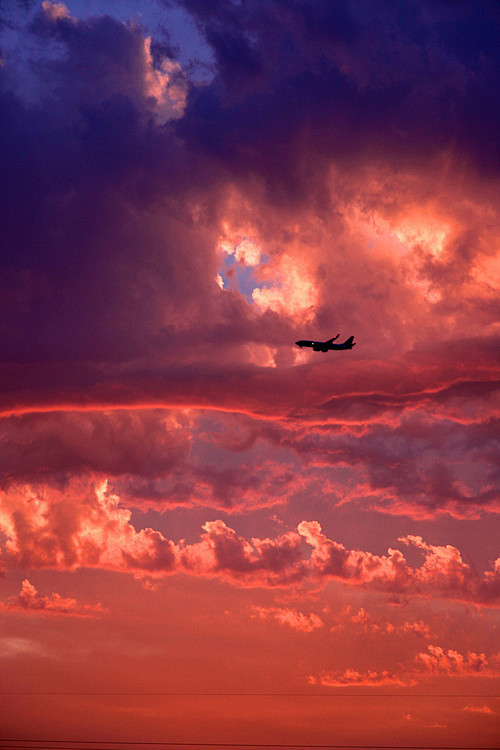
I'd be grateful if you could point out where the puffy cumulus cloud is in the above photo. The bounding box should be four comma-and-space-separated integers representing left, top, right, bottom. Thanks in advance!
386, 620, 430, 639
0, 481, 303, 585
251, 254, 318, 321
415, 645, 490, 676
308, 644, 498, 690
298, 520, 412, 590
297, 521, 500, 605
251, 605, 324, 632
179, 519, 306, 586
1, 484, 498, 602
0, 479, 178, 576
41, 1, 70, 23
398, 535, 478, 596
1, 578, 107, 617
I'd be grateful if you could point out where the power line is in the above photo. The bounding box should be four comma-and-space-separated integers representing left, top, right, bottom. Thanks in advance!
0, 743, 497, 749
0, 692, 498, 697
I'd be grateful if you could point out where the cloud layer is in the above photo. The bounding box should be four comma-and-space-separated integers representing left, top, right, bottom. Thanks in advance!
1, 481, 498, 604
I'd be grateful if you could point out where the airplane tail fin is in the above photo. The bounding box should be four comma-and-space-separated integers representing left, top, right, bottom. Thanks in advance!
342, 336, 355, 348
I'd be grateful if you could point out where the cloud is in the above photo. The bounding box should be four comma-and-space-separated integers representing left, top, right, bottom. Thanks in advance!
308, 644, 498, 689
189, 0, 498, 169
37, 2, 187, 122
0, 0, 497, 652
345, 608, 430, 638
309, 669, 412, 687
245, 410, 500, 518
251, 605, 324, 632
0, 480, 304, 585
1, 0, 498, 535
2, 578, 107, 617
0, 410, 303, 512
463, 705, 495, 715
296, 521, 500, 605
0, 0, 497, 389
1, 482, 498, 602
180, 519, 306, 586
0, 636, 49, 658
41, 1, 70, 23
415, 645, 491, 676
0, 479, 178, 576
0, 411, 191, 489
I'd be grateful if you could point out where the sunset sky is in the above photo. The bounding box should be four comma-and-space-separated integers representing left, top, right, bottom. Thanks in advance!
0, 1, 499, 748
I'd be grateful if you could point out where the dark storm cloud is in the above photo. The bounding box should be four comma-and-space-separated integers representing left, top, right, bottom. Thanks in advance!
1, 0, 498, 367
0, 411, 191, 488
0, 1, 225, 363
174, 0, 499, 183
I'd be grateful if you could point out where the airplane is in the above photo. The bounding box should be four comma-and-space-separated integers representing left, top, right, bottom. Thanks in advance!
295, 334, 356, 352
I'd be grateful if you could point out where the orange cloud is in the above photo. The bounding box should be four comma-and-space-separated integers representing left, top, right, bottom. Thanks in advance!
2, 579, 107, 617
463, 705, 495, 714
308, 644, 498, 690
309, 668, 412, 687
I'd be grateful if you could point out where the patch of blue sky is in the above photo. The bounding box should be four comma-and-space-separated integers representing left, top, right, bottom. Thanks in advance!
0, 1, 214, 89
66, 0, 214, 80
220, 251, 280, 304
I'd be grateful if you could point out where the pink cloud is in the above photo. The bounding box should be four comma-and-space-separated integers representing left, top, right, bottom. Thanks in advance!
415, 645, 490, 676
1, 481, 498, 604
0, 411, 302, 513
308, 644, 498, 690
0, 479, 178, 576
42, 1, 71, 23
347, 608, 430, 638
298, 521, 500, 605
180, 519, 306, 586
388, 620, 431, 638
231, 410, 500, 519
251, 605, 324, 632
2, 579, 107, 617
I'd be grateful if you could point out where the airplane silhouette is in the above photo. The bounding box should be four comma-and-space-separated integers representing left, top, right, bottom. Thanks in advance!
295, 334, 355, 352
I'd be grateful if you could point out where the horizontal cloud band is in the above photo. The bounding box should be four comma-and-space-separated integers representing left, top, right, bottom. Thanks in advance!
1, 480, 498, 605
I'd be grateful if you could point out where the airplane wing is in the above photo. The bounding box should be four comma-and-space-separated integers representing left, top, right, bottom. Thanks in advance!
296, 340, 315, 347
